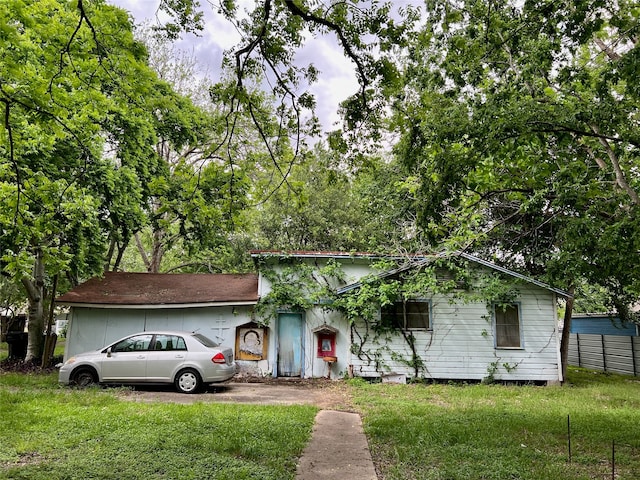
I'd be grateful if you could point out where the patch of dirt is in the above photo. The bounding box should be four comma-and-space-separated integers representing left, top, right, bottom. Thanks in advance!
118, 377, 356, 410
0, 356, 63, 374
2, 452, 46, 468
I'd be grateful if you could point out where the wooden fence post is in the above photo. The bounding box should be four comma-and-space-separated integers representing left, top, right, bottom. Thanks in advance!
632, 336, 637, 377
576, 333, 581, 367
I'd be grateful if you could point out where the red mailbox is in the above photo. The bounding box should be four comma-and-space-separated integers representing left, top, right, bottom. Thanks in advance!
317, 332, 335, 357
313, 324, 338, 358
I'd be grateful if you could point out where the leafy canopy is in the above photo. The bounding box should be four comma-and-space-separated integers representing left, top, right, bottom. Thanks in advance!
393, 0, 640, 314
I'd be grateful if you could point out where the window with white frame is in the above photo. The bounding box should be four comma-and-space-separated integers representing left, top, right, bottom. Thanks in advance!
494, 303, 522, 348
381, 300, 431, 330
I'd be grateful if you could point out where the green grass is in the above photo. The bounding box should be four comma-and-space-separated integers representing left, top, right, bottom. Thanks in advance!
0, 372, 317, 480
2, 365, 639, 480
352, 368, 640, 479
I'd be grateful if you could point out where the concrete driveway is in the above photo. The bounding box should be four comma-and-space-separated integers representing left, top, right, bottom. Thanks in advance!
118, 378, 355, 410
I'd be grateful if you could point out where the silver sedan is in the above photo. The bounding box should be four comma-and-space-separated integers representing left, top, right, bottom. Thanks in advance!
58, 331, 236, 393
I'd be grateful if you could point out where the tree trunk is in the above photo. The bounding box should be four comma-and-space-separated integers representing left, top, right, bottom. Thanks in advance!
41, 274, 58, 368
559, 286, 575, 382
23, 250, 46, 362
149, 228, 165, 273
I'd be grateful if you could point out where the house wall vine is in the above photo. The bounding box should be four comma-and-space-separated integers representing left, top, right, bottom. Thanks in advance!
256, 256, 382, 379
350, 285, 561, 382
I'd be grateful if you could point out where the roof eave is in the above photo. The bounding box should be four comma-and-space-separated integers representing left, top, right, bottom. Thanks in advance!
56, 300, 258, 309
458, 253, 572, 298
336, 252, 572, 299
250, 250, 385, 261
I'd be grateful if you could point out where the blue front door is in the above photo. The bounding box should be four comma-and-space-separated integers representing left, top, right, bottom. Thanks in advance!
277, 313, 303, 377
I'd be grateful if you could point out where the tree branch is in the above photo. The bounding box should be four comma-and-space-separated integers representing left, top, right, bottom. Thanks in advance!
1, 97, 20, 224
134, 232, 151, 270
283, 0, 369, 111
590, 124, 640, 205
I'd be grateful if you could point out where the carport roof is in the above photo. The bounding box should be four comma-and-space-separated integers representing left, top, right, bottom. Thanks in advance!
56, 272, 259, 308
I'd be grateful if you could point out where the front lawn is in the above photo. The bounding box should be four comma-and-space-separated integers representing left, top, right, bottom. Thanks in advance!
354, 368, 640, 480
0, 372, 317, 480
2, 366, 639, 479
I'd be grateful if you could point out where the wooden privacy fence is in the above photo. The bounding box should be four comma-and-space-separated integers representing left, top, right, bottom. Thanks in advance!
568, 333, 640, 376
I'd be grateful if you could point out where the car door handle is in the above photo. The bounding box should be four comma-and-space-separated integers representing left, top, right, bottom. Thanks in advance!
175, 355, 184, 359
137, 355, 146, 359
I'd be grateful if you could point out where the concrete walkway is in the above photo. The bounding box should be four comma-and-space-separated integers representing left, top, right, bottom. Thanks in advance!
296, 410, 378, 480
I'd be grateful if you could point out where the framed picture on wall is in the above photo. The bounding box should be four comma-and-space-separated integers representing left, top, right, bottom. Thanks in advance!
235, 323, 268, 360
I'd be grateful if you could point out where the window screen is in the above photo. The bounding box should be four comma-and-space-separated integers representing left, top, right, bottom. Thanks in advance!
495, 304, 521, 348
381, 301, 430, 329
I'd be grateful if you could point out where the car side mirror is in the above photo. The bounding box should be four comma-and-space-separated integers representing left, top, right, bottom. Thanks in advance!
106, 347, 112, 358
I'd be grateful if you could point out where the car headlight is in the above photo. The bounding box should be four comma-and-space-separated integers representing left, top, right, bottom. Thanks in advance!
64, 357, 77, 365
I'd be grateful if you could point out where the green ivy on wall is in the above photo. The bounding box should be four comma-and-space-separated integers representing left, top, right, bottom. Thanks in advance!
254, 254, 523, 378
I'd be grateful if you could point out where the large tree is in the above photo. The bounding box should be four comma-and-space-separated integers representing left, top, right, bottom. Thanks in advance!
392, 0, 640, 375
0, 0, 193, 361
249, 144, 366, 251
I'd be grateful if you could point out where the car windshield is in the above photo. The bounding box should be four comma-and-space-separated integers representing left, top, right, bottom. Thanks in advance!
191, 333, 219, 348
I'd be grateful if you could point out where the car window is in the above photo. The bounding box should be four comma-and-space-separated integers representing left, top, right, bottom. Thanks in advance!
191, 333, 219, 348
112, 334, 153, 352
153, 334, 187, 351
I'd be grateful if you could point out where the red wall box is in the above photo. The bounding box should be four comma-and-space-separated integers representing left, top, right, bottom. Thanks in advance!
317, 332, 336, 357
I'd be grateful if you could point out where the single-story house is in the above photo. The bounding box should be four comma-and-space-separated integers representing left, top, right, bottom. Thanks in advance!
569, 313, 639, 336
57, 251, 569, 383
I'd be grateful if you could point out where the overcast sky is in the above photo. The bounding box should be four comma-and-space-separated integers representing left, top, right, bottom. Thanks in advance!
108, 0, 421, 134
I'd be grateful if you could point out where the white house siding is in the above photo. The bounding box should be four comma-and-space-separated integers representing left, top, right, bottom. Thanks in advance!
254, 254, 563, 382
63, 305, 254, 361
257, 256, 382, 379
349, 286, 561, 383
295, 308, 351, 379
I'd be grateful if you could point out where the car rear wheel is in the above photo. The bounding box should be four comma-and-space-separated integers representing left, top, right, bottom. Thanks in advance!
72, 367, 98, 387
175, 368, 202, 394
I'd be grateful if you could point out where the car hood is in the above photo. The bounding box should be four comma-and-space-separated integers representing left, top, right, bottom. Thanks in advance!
72, 349, 104, 358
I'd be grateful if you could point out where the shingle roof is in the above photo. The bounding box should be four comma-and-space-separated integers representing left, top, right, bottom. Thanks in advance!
56, 272, 259, 306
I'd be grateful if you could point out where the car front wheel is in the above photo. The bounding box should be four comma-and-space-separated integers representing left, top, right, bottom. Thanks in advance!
175, 368, 202, 394
72, 367, 98, 387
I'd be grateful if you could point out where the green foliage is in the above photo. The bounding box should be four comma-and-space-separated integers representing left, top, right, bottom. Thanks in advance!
255, 263, 317, 323
254, 256, 346, 323
0, 0, 217, 358
483, 360, 520, 384
0, 270, 26, 312
393, 0, 640, 316
154, 0, 421, 160
1, 0, 151, 281
247, 144, 425, 254
113, 28, 261, 274
250, 145, 366, 251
